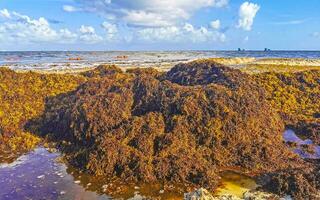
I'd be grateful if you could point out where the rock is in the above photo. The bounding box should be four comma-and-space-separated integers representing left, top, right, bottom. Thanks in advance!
243, 191, 282, 200
184, 188, 216, 200
184, 188, 242, 200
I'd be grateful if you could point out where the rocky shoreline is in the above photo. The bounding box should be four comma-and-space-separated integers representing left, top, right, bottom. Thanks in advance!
0, 59, 319, 199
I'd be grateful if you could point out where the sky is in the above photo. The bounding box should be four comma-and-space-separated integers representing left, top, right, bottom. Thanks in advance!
0, 0, 319, 51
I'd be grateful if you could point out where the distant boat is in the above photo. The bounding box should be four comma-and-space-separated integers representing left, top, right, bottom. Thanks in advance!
238, 48, 246, 52
264, 48, 271, 52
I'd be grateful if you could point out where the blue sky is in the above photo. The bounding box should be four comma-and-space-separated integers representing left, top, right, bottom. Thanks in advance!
0, 0, 319, 51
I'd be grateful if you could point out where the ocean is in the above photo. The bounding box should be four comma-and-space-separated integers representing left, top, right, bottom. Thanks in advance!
1, 51, 320, 71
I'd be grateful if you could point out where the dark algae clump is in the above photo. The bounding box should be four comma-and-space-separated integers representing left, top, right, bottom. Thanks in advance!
261, 165, 320, 199
35, 61, 304, 191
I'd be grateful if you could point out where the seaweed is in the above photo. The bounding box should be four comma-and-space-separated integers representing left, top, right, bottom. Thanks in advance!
1, 61, 319, 197
0, 67, 86, 161
33, 61, 303, 190
254, 70, 320, 143
261, 165, 320, 200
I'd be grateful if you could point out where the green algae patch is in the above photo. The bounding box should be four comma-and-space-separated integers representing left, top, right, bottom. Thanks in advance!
0, 67, 86, 161
33, 61, 305, 192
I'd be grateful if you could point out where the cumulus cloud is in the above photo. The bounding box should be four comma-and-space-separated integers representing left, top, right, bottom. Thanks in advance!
138, 23, 226, 43
101, 22, 118, 40
70, 0, 229, 27
237, 2, 260, 31
0, 10, 74, 43
0, 9, 114, 45
0, 9, 11, 18
79, 25, 103, 43
210, 20, 221, 29
79, 25, 95, 34
0, 8, 228, 47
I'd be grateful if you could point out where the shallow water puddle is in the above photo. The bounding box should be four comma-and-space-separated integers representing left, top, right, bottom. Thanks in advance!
283, 129, 320, 159
0, 148, 110, 200
0, 147, 261, 199
215, 171, 257, 198
0, 147, 185, 199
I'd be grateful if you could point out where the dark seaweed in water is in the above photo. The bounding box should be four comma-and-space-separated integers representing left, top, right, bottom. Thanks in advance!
261, 165, 320, 200
32, 61, 305, 191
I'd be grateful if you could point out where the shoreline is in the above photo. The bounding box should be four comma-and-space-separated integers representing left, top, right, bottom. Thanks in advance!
2, 57, 320, 75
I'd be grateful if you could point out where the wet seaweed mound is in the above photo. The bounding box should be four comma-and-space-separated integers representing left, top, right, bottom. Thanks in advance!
37, 61, 301, 189
254, 70, 320, 145
262, 166, 320, 199
0, 67, 85, 161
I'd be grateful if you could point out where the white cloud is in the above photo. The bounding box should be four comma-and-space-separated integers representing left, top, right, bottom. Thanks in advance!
0, 9, 78, 44
79, 25, 95, 34
72, 0, 229, 27
102, 22, 117, 34
0, 8, 229, 47
271, 20, 305, 25
59, 28, 78, 43
138, 23, 226, 43
63, 5, 81, 12
79, 25, 103, 43
5, 12, 59, 42
210, 20, 221, 29
237, 2, 260, 31
123, 11, 174, 27
102, 21, 118, 40
0, 9, 11, 18
138, 26, 180, 41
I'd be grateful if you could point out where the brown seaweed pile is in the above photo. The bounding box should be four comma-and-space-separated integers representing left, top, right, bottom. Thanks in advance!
0, 67, 86, 161
253, 70, 320, 199
33, 61, 305, 191
254, 70, 320, 145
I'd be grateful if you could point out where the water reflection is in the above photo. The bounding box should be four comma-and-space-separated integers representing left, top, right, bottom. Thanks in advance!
283, 129, 320, 159
0, 148, 184, 200
215, 171, 257, 198
0, 148, 110, 200
0, 146, 261, 199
